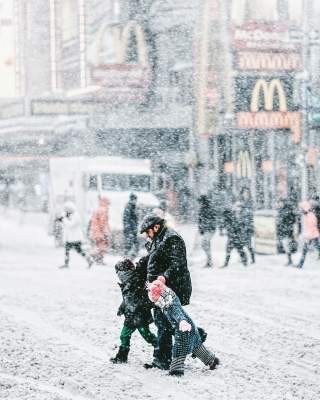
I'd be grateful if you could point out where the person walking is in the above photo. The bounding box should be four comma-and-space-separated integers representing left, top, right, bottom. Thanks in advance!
220, 206, 248, 268
139, 213, 207, 370
312, 195, 320, 233
148, 279, 219, 376
90, 197, 110, 265
123, 193, 139, 258
277, 198, 299, 266
59, 201, 93, 269
139, 213, 192, 370
197, 195, 217, 268
238, 189, 255, 264
110, 259, 157, 364
295, 201, 320, 268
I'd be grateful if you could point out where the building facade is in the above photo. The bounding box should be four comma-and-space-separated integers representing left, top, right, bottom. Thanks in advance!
1, 0, 319, 212
195, 0, 320, 208
0, 0, 201, 217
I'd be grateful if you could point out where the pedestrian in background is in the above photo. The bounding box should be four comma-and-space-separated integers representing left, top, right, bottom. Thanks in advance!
220, 206, 248, 268
277, 198, 298, 266
59, 201, 93, 269
238, 188, 255, 264
154, 199, 175, 229
295, 201, 320, 268
90, 197, 110, 265
312, 195, 320, 233
197, 195, 217, 268
123, 193, 139, 258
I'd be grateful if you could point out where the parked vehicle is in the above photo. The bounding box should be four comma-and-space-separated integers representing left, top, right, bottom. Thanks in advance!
48, 157, 159, 250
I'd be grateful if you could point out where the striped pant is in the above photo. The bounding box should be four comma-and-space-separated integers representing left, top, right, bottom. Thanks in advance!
169, 344, 216, 374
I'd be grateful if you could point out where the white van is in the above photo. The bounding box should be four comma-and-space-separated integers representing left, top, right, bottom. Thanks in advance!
49, 156, 159, 248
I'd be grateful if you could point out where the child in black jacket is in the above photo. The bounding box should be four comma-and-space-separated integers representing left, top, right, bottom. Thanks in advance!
111, 258, 158, 363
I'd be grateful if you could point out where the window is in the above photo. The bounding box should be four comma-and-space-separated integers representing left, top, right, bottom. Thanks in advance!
101, 174, 150, 192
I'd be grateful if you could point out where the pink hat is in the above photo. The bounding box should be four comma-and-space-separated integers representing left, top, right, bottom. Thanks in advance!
149, 280, 165, 301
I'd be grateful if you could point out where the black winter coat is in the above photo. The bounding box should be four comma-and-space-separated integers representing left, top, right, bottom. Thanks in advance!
123, 201, 138, 235
239, 200, 254, 240
313, 204, 320, 232
277, 202, 297, 239
117, 263, 153, 328
223, 209, 245, 247
198, 197, 217, 234
146, 227, 192, 306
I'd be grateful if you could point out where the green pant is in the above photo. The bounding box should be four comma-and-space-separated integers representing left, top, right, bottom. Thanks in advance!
120, 325, 157, 349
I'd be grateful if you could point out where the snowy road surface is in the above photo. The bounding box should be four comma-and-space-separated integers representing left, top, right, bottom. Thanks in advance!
1, 210, 320, 400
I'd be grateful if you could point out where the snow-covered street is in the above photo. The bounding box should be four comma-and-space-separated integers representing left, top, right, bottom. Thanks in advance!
1, 210, 320, 400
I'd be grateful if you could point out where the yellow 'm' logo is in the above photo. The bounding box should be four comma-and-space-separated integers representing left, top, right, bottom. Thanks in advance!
237, 150, 252, 178
250, 79, 287, 113
95, 21, 148, 66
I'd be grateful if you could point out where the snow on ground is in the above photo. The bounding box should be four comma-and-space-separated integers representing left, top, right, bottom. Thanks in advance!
0, 208, 320, 400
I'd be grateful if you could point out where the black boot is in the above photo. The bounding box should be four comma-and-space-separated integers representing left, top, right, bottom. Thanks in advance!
209, 357, 220, 370
110, 346, 129, 364
144, 350, 170, 370
168, 370, 184, 377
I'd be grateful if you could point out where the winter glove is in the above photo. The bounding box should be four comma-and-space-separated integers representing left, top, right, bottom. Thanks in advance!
179, 320, 192, 332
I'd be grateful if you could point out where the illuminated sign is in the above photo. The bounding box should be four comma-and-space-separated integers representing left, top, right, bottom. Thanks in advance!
236, 77, 301, 143
236, 150, 252, 178
250, 79, 287, 112
232, 22, 301, 51
237, 112, 301, 143
89, 21, 150, 95
235, 76, 293, 113
236, 52, 301, 71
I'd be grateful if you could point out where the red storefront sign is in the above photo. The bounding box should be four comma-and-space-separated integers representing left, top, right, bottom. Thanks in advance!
232, 22, 301, 51
236, 51, 302, 71
91, 64, 150, 89
237, 112, 302, 143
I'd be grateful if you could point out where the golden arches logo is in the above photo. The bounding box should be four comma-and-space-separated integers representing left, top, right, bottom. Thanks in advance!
250, 79, 287, 113
95, 21, 148, 66
236, 150, 252, 178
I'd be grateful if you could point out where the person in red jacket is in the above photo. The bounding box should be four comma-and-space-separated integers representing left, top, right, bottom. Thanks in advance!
90, 197, 111, 265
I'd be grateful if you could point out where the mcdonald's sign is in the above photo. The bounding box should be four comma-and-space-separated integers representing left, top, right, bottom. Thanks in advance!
236, 150, 252, 178
89, 21, 150, 94
236, 52, 302, 71
250, 79, 287, 112
236, 78, 301, 143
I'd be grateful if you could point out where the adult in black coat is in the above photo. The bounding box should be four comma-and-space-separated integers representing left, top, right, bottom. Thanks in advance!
198, 195, 217, 267
123, 193, 139, 258
277, 198, 299, 265
139, 213, 194, 370
238, 189, 255, 263
220, 207, 248, 267
111, 259, 157, 363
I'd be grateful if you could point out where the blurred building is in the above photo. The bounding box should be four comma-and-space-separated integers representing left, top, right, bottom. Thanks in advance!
1, 0, 320, 213
0, 0, 203, 217
194, 0, 320, 208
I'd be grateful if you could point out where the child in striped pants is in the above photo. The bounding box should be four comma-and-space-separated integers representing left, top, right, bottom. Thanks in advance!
148, 278, 220, 376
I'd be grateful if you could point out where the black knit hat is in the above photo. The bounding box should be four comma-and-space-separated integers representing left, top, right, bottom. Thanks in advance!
115, 259, 135, 273
140, 213, 164, 234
